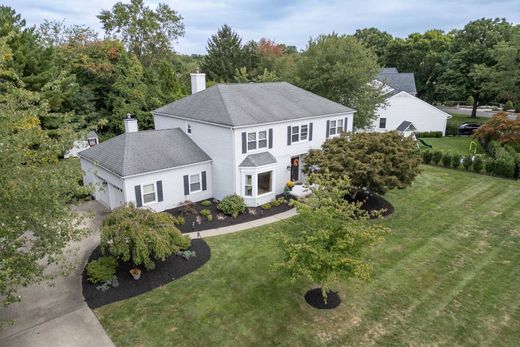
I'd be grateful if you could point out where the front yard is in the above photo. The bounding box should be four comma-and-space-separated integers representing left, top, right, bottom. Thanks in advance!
96, 166, 520, 346
419, 136, 483, 155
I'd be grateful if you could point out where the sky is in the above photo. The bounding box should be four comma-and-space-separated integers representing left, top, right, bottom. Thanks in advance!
5, 0, 520, 54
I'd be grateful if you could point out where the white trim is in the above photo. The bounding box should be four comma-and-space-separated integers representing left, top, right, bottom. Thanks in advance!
141, 181, 157, 206
246, 129, 269, 153
290, 123, 311, 144
188, 172, 202, 194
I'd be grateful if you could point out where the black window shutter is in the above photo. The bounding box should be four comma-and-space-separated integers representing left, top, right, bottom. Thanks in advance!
241, 132, 247, 153
268, 128, 273, 148
134, 185, 142, 207
344, 117, 348, 131
157, 180, 163, 202
326, 120, 330, 138
309, 123, 313, 141
202, 171, 207, 191
287, 126, 292, 145
183, 175, 189, 195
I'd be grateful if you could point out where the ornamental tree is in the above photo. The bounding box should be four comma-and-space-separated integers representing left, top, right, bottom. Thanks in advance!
304, 132, 422, 197
100, 204, 190, 270
275, 174, 390, 302
473, 112, 520, 146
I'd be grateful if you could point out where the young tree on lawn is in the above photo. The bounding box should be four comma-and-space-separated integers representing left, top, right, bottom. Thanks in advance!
275, 174, 390, 302
98, 0, 185, 62
101, 205, 190, 270
201, 24, 246, 82
295, 34, 386, 129
304, 132, 421, 197
0, 36, 90, 307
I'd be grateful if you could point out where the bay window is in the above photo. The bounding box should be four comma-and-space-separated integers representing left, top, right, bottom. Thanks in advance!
257, 171, 272, 195
244, 175, 253, 196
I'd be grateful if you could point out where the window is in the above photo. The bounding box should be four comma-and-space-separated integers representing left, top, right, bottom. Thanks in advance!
88, 138, 98, 146
329, 119, 344, 136
301, 124, 308, 141
187, 123, 192, 134
244, 175, 252, 196
257, 171, 272, 195
379, 118, 387, 129
290, 124, 311, 143
142, 183, 156, 204
247, 131, 268, 151
291, 126, 300, 143
189, 173, 201, 193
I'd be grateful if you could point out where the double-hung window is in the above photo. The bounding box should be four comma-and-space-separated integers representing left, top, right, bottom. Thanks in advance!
379, 118, 387, 129
247, 130, 268, 151
244, 175, 253, 196
291, 126, 300, 143
189, 173, 201, 193
300, 124, 308, 141
291, 124, 310, 143
142, 183, 156, 204
329, 119, 344, 136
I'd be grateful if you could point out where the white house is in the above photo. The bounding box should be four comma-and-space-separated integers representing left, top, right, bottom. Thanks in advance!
371, 68, 451, 135
79, 75, 355, 211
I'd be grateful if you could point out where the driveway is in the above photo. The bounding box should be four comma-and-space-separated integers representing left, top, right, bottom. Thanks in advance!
0, 201, 115, 347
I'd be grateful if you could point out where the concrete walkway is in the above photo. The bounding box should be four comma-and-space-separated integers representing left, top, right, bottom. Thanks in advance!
186, 208, 297, 238
0, 201, 115, 347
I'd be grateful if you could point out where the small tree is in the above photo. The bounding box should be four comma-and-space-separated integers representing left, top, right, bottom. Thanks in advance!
275, 174, 389, 303
473, 112, 520, 146
466, 96, 474, 106
101, 204, 190, 270
504, 100, 514, 111
304, 132, 421, 197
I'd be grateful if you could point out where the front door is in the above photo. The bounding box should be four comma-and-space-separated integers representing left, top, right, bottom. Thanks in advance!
290, 156, 300, 181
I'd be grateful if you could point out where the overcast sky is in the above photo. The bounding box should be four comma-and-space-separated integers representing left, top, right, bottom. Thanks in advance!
5, 0, 520, 54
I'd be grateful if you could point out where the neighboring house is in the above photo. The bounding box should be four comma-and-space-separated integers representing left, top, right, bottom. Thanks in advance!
79, 75, 355, 211
371, 68, 451, 135
64, 131, 99, 158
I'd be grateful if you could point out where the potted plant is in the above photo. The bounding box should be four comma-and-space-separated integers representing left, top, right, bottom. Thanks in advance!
287, 181, 295, 191
129, 268, 141, 280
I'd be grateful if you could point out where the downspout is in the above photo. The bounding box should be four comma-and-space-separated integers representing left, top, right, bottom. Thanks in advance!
231, 127, 237, 194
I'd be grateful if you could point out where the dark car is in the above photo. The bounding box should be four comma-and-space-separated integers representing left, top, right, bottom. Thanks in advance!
458, 123, 481, 135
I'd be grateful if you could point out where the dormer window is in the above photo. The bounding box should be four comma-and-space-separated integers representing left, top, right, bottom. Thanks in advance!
88, 138, 98, 146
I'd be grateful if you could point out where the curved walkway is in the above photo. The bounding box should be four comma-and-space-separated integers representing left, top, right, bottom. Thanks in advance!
186, 208, 297, 239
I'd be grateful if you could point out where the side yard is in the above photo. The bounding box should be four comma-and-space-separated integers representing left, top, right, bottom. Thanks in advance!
95, 166, 520, 346
419, 136, 483, 155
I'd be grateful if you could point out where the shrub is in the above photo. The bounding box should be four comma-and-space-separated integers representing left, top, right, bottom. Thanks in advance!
473, 156, 484, 173
200, 209, 213, 221
261, 202, 272, 210
504, 100, 514, 111
485, 159, 495, 174
432, 151, 443, 165
416, 131, 443, 138
175, 216, 185, 225
467, 96, 474, 106
462, 155, 473, 170
451, 154, 462, 168
422, 150, 432, 164
179, 200, 196, 215
217, 194, 246, 218
446, 123, 459, 136
86, 256, 118, 284
441, 153, 452, 167
101, 205, 190, 270
200, 200, 212, 207
176, 250, 196, 260
271, 197, 285, 207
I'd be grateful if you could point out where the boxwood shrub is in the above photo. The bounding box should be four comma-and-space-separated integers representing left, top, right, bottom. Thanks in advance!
441, 153, 452, 167
422, 150, 432, 164
451, 154, 462, 169
432, 151, 443, 165
217, 194, 247, 218
462, 155, 473, 170
416, 131, 443, 138
473, 156, 484, 173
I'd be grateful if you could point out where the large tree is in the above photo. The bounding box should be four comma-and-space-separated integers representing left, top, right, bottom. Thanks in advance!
353, 27, 394, 65
98, 0, 184, 63
438, 18, 513, 117
0, 35, 90, 307
294, 34, 385, 129
304, 132, 422, 196
275, 174, 389, 303
201, 25, 246, 82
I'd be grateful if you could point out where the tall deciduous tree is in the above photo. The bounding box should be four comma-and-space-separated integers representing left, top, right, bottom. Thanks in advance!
295, 34, 385, 129
0, 36, 90, 307
304, 132, 422, 196
354, 27, 394, 65
275, 174, 389, 302
438, 18, 513, 117
201, 25, 246, 82
98, 0, 184, 62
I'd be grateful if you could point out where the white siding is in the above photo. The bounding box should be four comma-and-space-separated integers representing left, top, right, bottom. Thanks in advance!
123, 161, 213, 212
80, 158, 125, 210
372, 92, 450, 135
154, 114, 234, 200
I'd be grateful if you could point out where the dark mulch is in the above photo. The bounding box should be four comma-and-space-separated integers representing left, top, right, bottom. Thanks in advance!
304, 288, 341, 309
345, 190, 394, 218
82, 239, 210, 309
165, 195, 294, 233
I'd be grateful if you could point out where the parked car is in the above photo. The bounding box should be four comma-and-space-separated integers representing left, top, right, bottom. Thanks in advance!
458, 123, 481, 135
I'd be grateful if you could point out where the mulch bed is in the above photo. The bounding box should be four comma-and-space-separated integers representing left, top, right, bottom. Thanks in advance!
82, 239, 210, 309
165, 195, 294, 234
304, 288, 341, 309
345, 190, 394, 218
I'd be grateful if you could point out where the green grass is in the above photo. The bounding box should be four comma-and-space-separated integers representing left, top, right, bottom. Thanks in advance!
448, 113, 489, 127
419, 136, 483, 155
96, 166, 520, 346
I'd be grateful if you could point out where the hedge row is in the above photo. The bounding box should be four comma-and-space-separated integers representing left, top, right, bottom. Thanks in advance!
415, 131, 443, 138
422, 150, 488, 177
484, 141, 520, 178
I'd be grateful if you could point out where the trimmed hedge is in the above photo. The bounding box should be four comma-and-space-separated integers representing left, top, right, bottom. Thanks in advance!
441, 153, 452, 167
416, 131, 443, 138
451, 154, 462, 169
422, 150, 432, 164
432, 151, 443, 165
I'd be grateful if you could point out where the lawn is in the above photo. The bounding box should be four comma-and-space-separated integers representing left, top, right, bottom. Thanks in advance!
96, 166, 520, 346
448, 113, 489, 127
419, 136, 483, 155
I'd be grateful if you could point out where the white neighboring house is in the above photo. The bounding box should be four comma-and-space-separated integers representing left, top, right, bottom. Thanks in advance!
79, 75, 355, 211
371, 68, 451, 136
64, 131, 99, 158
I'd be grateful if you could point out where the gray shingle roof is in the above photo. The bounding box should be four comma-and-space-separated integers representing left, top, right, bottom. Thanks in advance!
396, 121, 416, 132
153, 82, 354, 127
79, 129, 211, 177
376, 68, 417, 95
239, 152, 277, 167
